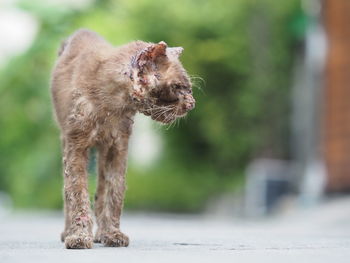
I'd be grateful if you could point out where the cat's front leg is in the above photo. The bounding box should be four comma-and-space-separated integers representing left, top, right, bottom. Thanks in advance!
95, 133, 131, 247
63, 141, 93, 249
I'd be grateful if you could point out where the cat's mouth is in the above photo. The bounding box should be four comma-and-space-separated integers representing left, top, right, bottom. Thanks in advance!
136, 85, 195, 124
137, 97, 194, 124
149, 95, 195, 124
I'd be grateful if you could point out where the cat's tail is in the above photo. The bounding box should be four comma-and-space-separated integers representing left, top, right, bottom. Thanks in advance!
57, 39, 68, 56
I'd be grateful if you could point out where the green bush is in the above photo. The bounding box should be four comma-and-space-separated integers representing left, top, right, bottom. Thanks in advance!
0, 0, 303, 211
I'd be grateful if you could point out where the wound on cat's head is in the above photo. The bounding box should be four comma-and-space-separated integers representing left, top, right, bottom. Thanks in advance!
130, 41, 195, 124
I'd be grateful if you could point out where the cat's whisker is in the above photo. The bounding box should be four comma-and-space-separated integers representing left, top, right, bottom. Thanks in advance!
164, 111, 178, 130
153, 106, 174, 113
153, 104, 176, 111
189, 75, 205, 93
176, 118, 181, 128
149, 104, 178, 123
189, 75, 205, 82
152, 106, 173, 117
171, 118, 179, 129
152, 106, 175, 123
164, 117, 173, 128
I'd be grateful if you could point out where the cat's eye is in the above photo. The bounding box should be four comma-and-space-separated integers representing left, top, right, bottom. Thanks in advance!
172, 84, 181, 90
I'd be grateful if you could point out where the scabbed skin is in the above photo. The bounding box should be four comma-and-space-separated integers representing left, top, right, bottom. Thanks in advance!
51, 29, 195, 249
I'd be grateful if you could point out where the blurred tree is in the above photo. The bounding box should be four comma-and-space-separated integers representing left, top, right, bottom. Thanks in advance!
0, 0, 302, 211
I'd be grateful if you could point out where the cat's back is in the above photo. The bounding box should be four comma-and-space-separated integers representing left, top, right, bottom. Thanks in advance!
59, 29, 111, 59
51, 29, 112, 128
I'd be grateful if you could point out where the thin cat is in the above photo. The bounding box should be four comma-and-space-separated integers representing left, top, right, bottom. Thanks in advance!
51, 29, 195, 249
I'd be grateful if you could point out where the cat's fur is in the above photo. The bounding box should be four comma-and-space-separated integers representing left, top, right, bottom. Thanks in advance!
51, 29, 195, 249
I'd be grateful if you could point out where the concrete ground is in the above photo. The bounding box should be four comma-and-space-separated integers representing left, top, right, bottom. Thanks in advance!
1, 197, 350, 263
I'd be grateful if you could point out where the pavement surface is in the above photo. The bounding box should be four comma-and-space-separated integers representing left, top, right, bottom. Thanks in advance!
1, 198, 350, 263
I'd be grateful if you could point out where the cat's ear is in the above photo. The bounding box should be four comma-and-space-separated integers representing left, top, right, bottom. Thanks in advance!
167, 47, 184, 58
133, 41, 167, 70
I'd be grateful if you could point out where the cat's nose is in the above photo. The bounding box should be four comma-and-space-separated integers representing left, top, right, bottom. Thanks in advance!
184, 95, 195, 111
184, 102, 195, 111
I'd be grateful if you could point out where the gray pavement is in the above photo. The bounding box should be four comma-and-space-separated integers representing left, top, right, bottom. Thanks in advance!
1, 198, 350, 263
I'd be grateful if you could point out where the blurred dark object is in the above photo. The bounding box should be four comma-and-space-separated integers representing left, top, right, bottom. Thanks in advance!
245, 159, 295, 216
244, 0, 329, 215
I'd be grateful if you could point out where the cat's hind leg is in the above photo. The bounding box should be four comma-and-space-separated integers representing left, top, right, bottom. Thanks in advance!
93, 147, 106, 243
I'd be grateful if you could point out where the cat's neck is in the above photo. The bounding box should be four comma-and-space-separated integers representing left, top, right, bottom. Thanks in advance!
81, 40, 154, 120
95, 42, 151, 110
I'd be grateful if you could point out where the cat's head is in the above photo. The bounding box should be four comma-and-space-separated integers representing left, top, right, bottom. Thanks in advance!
130, 41, 195, 124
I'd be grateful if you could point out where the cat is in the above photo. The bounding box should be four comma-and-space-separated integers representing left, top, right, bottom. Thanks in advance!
51, 29, 195, 249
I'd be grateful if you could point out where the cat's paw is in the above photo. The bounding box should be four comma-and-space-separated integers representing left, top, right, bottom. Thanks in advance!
61, 231, 67, 242
101, 230, 129, 247
93, 230, 102, 243
65, 233, 93, 249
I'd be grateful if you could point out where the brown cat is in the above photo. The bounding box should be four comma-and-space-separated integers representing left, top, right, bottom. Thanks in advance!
51, 29, 195, 249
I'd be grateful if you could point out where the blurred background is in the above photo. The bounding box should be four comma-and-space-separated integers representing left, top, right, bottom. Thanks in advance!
0, 0, 347, 217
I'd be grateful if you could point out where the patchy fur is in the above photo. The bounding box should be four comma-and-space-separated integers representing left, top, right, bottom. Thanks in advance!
51, 29, 195, 249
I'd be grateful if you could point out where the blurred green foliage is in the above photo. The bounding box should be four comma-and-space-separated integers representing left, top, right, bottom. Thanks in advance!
0, 0, 303, 211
